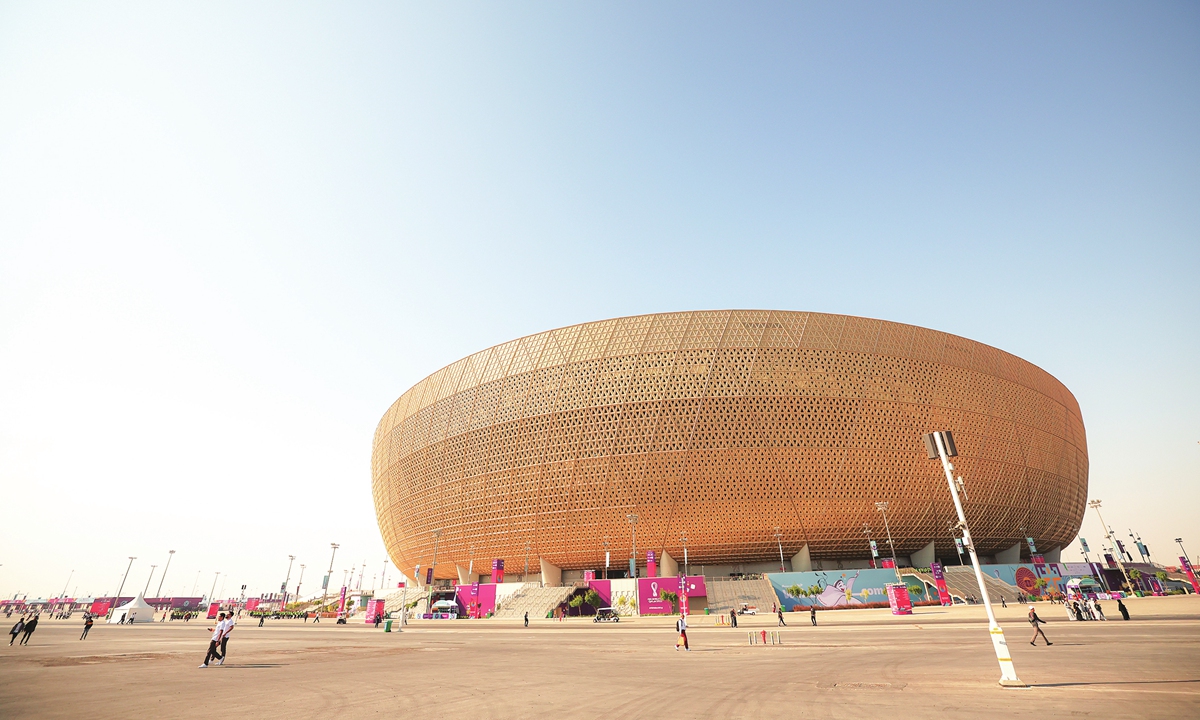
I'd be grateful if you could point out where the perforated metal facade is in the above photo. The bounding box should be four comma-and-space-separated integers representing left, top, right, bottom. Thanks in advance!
372, 311, 1087, 579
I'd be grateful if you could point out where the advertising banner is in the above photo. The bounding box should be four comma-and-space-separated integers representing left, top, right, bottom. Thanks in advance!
90, 600, 112, 616
491, 559, 504, 584
679, 574, 690, 617
886, 584, 913, 615
245, 598, 261, 612
881, 558, 896, 569
1181, 557, 1200, 594
583, 570, 596, 581
637, 576, 707, 615
207, 602, 220, 619
869, 540, 878, 557
425, 567, 434, 585
453, 583, 497, 617
1079, 538, 1090, 553
647, 551, 657, 578
954, 538, 964, 556
1104, 553, 1117, 569
337, 586, 348, 616
1031, 555, 1045, 565
365, 599, 386, 624
930, 563, 952, 606
1026, 537, 1037, 554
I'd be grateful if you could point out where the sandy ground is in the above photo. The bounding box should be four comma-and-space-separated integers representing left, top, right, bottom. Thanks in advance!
2, 596, 1198, 719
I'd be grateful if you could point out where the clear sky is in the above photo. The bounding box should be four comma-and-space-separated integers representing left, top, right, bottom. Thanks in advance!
1, 2, 1197, 600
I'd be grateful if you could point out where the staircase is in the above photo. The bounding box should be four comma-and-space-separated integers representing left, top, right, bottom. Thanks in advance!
943, 566, 1021, 603
491, 585, 574, 620
706, 577, 779, 615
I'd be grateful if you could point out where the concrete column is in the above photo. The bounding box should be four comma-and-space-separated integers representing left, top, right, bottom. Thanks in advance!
539, 558, 562, 587
456, 565, 477, 586
790, 544, 812, 572
1043, 546, 1061, 564
995, 542, 1022, 564
911, 541, 936, 568
660, 552, 679, 578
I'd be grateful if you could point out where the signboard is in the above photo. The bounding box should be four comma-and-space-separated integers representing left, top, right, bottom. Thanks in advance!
206, 602, 220, 619
322, 575, 329, 590
1181, 557, 1200, 594
425, 567, 434, 585
1104, 553, 1117, 569
1079, 538, 1090, 553
1026, 537, 1037, 554
869, 540, 878, 557
886, 584, 913, 615
954, 538, 965, 555
583, 570, 596, 581
679, 574, 690, 617
647, 551, 657, 578
881, 558, 896, 569
337, 587, 348, 616
365, 599, 386, 624
245, 598, 261, 611
1031, 555, 1045, 565
491, 559, 505, 584
636, 576, 707, 615
930, 562, 952, 606
89, 600, 112, 616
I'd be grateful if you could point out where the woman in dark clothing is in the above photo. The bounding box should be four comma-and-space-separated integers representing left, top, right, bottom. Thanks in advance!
9, 617, 24, 645
19, 615, 38, 645
729, 609, 737, 628
81, 615, 94, 640
1117, 598, 1130, 620
1072, 602, 1085, 622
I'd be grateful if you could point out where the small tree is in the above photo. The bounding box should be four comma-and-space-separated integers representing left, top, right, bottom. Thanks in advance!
659, 590, 679, 613
583, 588, 602, 610
567, 595, 584, 616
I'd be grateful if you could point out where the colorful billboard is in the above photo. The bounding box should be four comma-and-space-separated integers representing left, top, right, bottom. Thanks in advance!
930, 563, 952, 606
637, 576, 706, 615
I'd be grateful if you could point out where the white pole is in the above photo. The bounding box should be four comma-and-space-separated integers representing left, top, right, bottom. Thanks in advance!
933, 432, 1024, 688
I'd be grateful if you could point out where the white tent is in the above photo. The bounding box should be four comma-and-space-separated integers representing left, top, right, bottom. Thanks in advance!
107, 594, 157, 624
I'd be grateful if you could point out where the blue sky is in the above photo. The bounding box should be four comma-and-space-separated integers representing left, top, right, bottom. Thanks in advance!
1, 2, 1197, 598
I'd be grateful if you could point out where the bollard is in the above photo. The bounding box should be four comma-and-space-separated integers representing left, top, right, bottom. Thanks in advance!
748, 632, 754, 645
761, 630, 767, 645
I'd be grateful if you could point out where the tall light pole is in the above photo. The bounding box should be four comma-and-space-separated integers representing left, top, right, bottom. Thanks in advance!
59, 569, 74, 601
296, 564, 306, 600
524, 542, 531, 583
681, 534, 688, 577
874, 502, 901, 584
321, 543, 339, 616
925, 431, 1023, 688
627, 514, 638, 579
191, 570, 201, 596
1089, 501, 1134, 595
774, 527, 786, 572
282, 555, 295, 608
113, 557, 136, 614
156, 550, 175, 598
381, 557, 388, 591
468, 546, 475, 579
207, 572, 220, 604
142, 565, 158, 597
1177, 538, 1192, 566
603, 539, 610, 580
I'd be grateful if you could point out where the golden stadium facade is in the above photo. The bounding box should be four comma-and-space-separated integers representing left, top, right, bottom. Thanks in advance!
372, 311, 1087, 580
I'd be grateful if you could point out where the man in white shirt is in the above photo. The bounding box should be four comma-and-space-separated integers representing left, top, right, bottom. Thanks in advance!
199, 613, 226, 668
675, 614, 689, 651
217, 613, 234, 665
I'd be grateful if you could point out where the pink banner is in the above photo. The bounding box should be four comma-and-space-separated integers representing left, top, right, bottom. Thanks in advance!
647, 551, 657, 578
207, 602, 220, 619
454, 582, 497, 617
245, 598, 261, 611
637, 576, 707, 615
881, 558, 896, 569
586, 580, 612, 606
90, 600, 112, 616
365, 599, 386, 624
886, 584, 913, 615
1181, 557, 1200, 595
491, 559, 505, 584
930, 562, 952, 606
337, 586, 348, 615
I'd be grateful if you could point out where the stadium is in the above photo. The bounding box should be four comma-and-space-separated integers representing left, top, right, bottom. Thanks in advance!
371, 310, 1088, 591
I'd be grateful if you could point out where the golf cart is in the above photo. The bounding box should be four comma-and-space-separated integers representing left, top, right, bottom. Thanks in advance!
593, 607, 620, 623
737, 603, 758, 615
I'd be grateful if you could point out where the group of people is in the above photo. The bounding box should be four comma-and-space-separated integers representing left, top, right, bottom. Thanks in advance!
1065, 596, 1129, 622
7, 615, 38, 646
199, 611, 236, 668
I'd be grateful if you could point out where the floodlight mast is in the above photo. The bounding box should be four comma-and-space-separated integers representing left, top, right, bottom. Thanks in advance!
927, 431, 1024, 688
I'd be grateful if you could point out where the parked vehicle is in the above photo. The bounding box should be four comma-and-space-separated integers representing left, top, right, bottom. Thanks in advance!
593, 607, 620, 623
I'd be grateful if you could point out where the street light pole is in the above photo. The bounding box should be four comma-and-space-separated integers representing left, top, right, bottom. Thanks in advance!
681, 534, 688, 577
282, 555, 295, 608
321, 543, 339, 617
627, 514, 638, 579
142, 565, 158, 597
603, 539, 610, 580
59, 569, 74, 601
774, 527, 786, 572
1089, 501, 1134, 596
113, 557, 136, 615
524, 542, 531, 583
427, 530, 442, 612
1177, 538, 1192, 566
208, 572, 220, 604
926, 430, 1024, 688
296, 565, 306, 600
874, 502, 902, 584
156, 550, 175, 598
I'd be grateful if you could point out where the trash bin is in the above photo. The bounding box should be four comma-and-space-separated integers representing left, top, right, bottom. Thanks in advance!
704, 607, 710, 615
384, 619, 393, 632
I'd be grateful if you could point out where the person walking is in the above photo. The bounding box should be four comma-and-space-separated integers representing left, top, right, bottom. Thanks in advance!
1028, 607, 1051, 646
1094, 600, 1106, 621
19, 615, 38, 645
218, 613, 234, 665
80, 615, 94, 640
810, 607, 817, 626
1117, 598, 1130, 621
675, 614, 689, 651
524, 611, 529, 628
199, 612, 226, 668
9, 616, 25, 645
1001, 597, 1007, 609
777, 607, 787, 627
729, 608, 737, 629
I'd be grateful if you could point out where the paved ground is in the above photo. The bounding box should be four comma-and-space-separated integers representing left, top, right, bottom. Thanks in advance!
2, 597, 1198, 718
